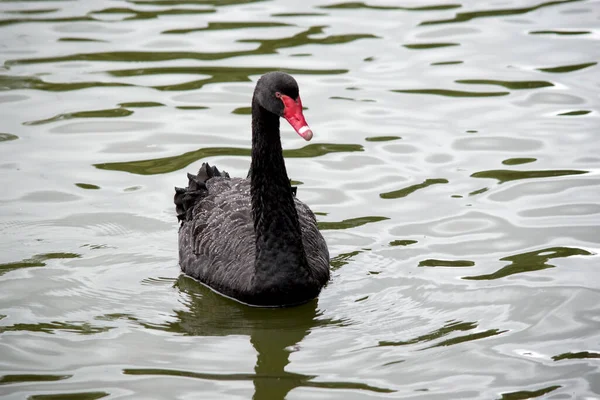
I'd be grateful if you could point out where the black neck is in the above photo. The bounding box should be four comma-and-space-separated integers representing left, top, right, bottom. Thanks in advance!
250, 97, 309, 283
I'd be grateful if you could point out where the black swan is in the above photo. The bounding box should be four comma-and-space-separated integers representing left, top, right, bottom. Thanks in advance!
174, 72, 330, 307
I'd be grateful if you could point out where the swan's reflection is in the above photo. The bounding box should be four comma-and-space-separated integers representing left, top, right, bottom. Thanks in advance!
169, 275, 335, 400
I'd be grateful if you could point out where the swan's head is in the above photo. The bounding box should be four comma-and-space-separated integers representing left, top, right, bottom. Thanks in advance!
255, 72, 313, 141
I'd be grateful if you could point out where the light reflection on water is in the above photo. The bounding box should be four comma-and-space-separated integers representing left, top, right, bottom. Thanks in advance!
1, 0, 599, 399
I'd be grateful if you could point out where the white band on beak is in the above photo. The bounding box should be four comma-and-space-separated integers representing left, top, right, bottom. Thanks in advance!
298, 126, 310, 135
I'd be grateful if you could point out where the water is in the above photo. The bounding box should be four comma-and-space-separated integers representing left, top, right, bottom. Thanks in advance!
1, 0, 599, 398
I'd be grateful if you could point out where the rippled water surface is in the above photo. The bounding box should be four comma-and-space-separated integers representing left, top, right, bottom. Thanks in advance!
1, 0, 600, 398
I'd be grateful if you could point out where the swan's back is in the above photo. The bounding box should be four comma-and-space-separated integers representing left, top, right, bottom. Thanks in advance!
175, 163, 329, 304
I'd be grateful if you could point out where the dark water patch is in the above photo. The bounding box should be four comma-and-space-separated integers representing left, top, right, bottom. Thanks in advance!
329, 96, 375, 102
431, 60, 463, 65
0, 6, 215, 27
537, 62, 596, 73
463, 246, 592, 280
318, 216, 389, 230
28, 392, 110, 400
320, 2, 461, 11
95, 143, 363, 175
4, 8, 59, 15
502, 158, 536, 166
456, 79, 553, 90
81, 244, 111, 250
90, 6, 215, 20
365, 136, 401, 142
0, 374, 71, 386
75, 183, 100, 190
163, 21, 291, 34
330, 251, 362, 270
177, 106, 209, 110
58, 37, 107, 43
558, 110, 591, 116
420, 0, 584, 25
331, 96, 354, 101
232, 106, 251, 114
393, 89, 509, 97
1, 26, 363, 68
381, 360, 404, 367
129, 0, 267, 5
553, 351, 600, 361
272, 12, 327, 17
0, 321, 113, 335
471, 169, 587, 183
530, 30, 590, 35
107, 65, 348, 92
428, 328, 507, 348
355, 295, 369, 302
8, 49, 339, 67
404, 42, 459, 49
419, 259, 475, 267
123, 368, 394, 393
290, 53, 312, 57
237, 25, 378, 53
0, 133, 18, 142
0, 75, 132, 92
469, 187, 488, 196
95, 313, 132, 323
25, 108, 133, 126
499, 385, 561, 400
0, 253, 80, 277
0, 15, 94, 28
389, 239, 417, 246
380, 178, 448, 199
119, 101, 164, 108
379, 321, 478, 347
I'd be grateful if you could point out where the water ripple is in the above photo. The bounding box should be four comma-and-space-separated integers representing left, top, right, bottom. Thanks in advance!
1, 0, 599, 398
471, 169, 587, 184
463, 246, 593, 280
419, 0, 585, 25
95, 143, 364, 175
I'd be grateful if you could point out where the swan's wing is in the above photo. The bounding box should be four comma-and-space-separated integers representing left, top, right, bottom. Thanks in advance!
295, 198, 331, 284
176, 165, 256, 295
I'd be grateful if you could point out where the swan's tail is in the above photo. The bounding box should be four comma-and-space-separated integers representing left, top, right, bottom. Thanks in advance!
174, 163, 229, 222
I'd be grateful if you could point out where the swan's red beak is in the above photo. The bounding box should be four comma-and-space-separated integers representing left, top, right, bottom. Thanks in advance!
280, 94, 313, 141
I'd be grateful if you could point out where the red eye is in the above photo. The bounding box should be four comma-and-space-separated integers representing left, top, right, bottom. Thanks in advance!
275, 92, 282, 98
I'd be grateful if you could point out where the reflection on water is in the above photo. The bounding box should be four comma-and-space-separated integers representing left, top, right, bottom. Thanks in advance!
463, 246, 592, 280
0, 253, 80, 277
95, 143, 363, 175
380, 178, 448, 199
132, 276, 392, 399
419, 0, 585, 25
1, 0, 599, 398
471, 169, 587, 183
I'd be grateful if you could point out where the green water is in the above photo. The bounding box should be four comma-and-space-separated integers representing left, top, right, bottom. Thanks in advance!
1, 0, 599, 399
